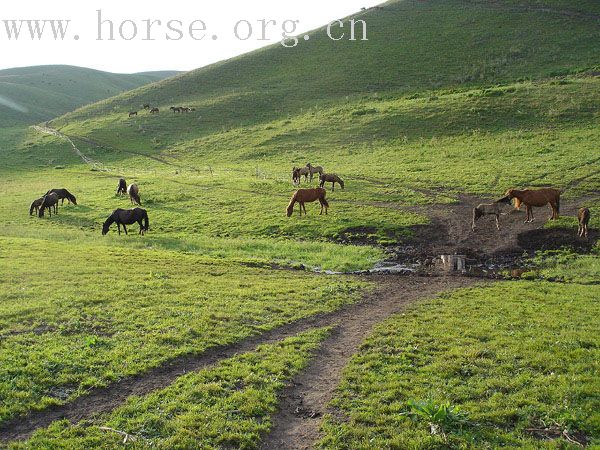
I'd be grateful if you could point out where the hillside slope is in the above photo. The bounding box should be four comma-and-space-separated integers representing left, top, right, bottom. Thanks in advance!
55, 0, 600, 129
0, 65, 179, 127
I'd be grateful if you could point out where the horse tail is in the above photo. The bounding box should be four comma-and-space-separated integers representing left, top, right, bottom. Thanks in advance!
339, 178, 345, 190
320, 191, 329, 208
143, 211, 150, 232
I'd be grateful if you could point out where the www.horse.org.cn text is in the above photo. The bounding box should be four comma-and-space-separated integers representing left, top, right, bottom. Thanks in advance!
0, 11, 368, 47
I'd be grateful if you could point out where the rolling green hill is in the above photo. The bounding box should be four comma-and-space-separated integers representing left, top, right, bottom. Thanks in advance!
0, 65, 179, 127
0, 1, 599, 445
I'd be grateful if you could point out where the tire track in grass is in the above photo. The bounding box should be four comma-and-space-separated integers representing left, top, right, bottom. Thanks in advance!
260, 276, 479, 450
0, 275, 476, 443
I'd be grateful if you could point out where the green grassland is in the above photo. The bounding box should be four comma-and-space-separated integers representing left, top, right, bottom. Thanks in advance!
0, 237, 363, 424
0, 65, 178, 127
321, 280, 600, 448
0, 0, 599, 444
10, 329, 330, 449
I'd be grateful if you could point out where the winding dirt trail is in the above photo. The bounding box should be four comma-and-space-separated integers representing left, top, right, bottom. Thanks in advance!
260, 276, 478, 450
31, 125, 108, 171
0, 275, 476, 443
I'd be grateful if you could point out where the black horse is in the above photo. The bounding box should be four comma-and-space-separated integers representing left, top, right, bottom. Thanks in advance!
29, 197, 44, 216
102, 208, 149, 235
46, 189, 77, 205
116, 178, 127, 195
39, 193, 59, 218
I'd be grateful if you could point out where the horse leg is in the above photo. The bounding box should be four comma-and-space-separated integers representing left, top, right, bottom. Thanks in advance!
123, 224, 128, 235
495, 214, 500, 231
331, 182, 335, 192
117, 223, 121, 235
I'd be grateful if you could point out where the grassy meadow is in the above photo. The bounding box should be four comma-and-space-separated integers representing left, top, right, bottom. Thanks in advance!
0, 0, 599, 447
10, 329, 330, 449
321, 280, 600, 449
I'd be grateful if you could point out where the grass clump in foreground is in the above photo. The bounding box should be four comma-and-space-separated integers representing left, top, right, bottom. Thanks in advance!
0, 236, 365, 425
11, 328, 329, 449
320, 278, 600, 448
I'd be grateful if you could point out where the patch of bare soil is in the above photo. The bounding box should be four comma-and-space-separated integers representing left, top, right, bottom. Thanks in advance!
0, 275, 476, 443
260, 276, 478, 450
384, 195, 597, 273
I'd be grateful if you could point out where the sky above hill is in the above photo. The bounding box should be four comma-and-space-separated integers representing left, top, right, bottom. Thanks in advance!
0, 0, 384, 73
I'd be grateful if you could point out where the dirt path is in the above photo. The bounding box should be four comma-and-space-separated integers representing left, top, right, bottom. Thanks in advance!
260, 276, 477, 450
31, 125, 108, 171
0, 275, 476, 443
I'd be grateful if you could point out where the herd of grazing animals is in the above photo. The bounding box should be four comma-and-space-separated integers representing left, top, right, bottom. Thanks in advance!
127, 104, 197, 118
27, 158, 592, 240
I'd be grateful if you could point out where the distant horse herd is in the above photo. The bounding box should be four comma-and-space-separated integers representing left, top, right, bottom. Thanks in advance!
29, 161, 592, 239
127, 104, 197, 118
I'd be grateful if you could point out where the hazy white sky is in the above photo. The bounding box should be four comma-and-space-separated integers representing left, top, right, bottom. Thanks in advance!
0, 0, 384, 73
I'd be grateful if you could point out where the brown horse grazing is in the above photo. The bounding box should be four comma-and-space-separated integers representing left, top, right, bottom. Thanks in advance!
128, 111, 138, 118
306, 163, 324, 182
287, 188, 329, 217
578, 208, 590, 238
319, 173, 344, 191
38, 193, 59, 218
127, 184, 141, 205
170, 106, 182, 113
505, 188, 560, 223
102, 208, 149, 235
150, 108, 159, 114
29, 197, 44, 216
143, 104, 150, 110
116, 178, 127, 195
46, 189, 77, 205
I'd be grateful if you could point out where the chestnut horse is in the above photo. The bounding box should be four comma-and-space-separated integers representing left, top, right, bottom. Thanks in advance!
287, 188, 329, 217
505, 188, 560, 223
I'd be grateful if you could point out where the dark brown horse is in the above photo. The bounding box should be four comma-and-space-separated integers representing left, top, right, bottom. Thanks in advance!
143, 104, 150, 110
292, 167, 309, 185
127, 184, 141, 205
128, 111, 138, 118
29, 197, 44, 216
150, 107, 159, 114
505, 188, 560, 223
46, 189, 77, 205
319, 173, 344, 191
102, 208, 149, 235
287, 188, 329, 217
116, 178, 127, 195
578, 208, 590, 238
38, 193, 59, 218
